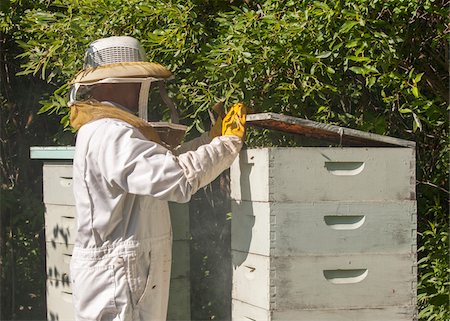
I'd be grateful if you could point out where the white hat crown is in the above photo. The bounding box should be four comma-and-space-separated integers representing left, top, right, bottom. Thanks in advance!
83, 36, 146, 68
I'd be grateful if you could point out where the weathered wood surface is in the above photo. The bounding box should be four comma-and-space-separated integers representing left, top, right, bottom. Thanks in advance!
231, 148, 416, 202
246, 113, 416, 148
47, 278, 74, 321
231, 201, 417, 257
45, 204, 77, 245
232, 299, 417, 321
43, 163, 75, 206
232, 251, 416, 310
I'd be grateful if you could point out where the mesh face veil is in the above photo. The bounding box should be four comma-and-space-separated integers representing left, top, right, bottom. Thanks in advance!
69, 36, 173, 121
69, 77, 160, 119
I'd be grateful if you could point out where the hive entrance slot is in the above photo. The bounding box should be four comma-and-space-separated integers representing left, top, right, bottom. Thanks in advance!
324, 215, 366, 230
323, 269, 368, 284
325, 161, 365, 176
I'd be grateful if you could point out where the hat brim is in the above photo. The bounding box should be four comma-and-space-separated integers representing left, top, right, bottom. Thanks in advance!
71, 62, 173, 84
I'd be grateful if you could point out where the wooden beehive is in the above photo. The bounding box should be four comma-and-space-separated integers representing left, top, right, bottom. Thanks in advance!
230, 113, 417, 321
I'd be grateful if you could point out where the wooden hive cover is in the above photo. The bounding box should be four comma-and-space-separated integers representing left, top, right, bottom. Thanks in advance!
246, 113, 415, 148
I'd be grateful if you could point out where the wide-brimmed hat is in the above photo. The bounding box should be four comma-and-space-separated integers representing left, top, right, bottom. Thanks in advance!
71, 36, 172, 84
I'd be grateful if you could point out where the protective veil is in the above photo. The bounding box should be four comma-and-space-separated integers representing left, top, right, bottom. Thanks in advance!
70, 116, 242, 321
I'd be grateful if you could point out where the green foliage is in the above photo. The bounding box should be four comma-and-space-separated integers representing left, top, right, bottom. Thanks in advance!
2, 0, 448, 320
418, 214, 449, 321
8, 0, 447, 138
416, 134, 449, 321
0, 187, 46, 320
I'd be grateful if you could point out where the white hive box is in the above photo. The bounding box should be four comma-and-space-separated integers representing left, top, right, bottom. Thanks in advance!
30, 147, 191, 321
232, 300, 416, 321
230, 113, 417, 321
230, 147, 415, 202
231, 201, 417, 256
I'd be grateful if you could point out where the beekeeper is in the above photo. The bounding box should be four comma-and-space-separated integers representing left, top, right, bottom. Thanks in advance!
68, 36, 246, 321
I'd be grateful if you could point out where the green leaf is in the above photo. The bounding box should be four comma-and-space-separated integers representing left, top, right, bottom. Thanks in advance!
365, 65, 379, 73
413, 112, 422, 132
346, 56, 371, 62
412, 86, 419, 98
349, 65, 378, 76
349, 66, 365, 75
315, 51, 332, 59
366, 76, 376, 88
414, 73, 424, 83
340, 21, 358, 33
399, 108, 413, 114
313, 1, 330, 11
326, 67, 335, 74
345, 39, 360, 48
38, 103, 54, 114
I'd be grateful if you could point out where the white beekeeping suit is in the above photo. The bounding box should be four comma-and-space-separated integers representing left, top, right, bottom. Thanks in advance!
68, 36, 245, 321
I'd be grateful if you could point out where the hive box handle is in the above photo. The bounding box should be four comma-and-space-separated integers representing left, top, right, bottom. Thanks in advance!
62, 290, 73, 303
325, 161, 365, 176
323, 215, 365, 230
59, 176, 73, 188
244, 265, 256, 280
323, 269, 368, 284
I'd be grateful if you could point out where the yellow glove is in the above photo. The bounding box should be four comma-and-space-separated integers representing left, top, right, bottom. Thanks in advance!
222, 102, 247, 139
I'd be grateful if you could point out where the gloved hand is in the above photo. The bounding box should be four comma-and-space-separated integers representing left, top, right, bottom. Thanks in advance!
222, 102, 247, 139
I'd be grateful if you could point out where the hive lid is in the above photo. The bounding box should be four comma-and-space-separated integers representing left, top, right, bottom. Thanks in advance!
30, 146, 75, 159
246, 113, 415, 148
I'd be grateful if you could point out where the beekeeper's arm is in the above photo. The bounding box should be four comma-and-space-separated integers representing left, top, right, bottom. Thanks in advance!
95, 122, 241, 203
173, 132, 212, 155
96, 102, 245, 203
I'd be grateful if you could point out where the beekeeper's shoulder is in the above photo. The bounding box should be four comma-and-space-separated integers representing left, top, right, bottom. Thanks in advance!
83, 118, 138, 136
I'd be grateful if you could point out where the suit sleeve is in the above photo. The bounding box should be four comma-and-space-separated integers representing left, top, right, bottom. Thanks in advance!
173, 132, 212, 155
95, 120, 241, 203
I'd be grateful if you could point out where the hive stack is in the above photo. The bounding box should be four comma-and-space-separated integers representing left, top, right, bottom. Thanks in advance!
230, 147, 417, 321
42, 159, 190, 321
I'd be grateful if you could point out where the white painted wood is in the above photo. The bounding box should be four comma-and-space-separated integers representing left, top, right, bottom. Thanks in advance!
45, 204, 77, 245
273, 306, 417, 321
231, 201, 417, 256
230, 149, 270, 202
229, 144, 416, 319
232, 251, 415, 310
232, 251, 272, 309
232, 299, 271, 321
43, 163, 75, 205
231, 148, 415, 202
231, 201, 271, 256
168, 277, 191, 321
232, 299, 416, 321
46, 242, 73, 282
30, 146, 75, 160
47, 278, 75, 321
